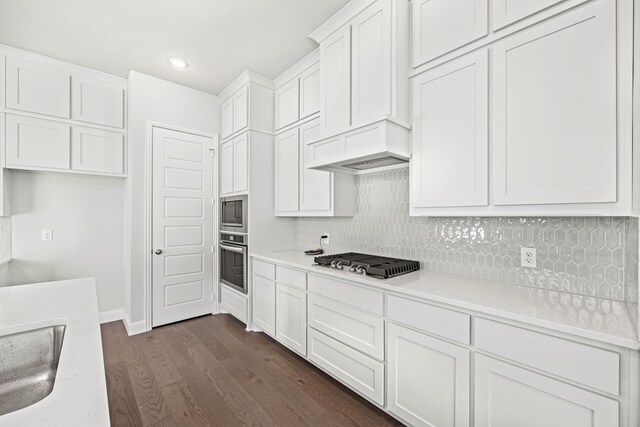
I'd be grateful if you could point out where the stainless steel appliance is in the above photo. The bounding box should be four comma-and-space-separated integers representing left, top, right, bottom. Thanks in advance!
314, 252, 420, 279
220, 195, 247, 234
219, 232, 247, 294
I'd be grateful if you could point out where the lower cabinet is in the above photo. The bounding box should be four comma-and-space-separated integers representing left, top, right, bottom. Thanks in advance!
307, 327, 385, 405
387, 323, 470, 427
220, 285, 247, 323
474, 354, 619, 427
275, 283, 307, 356
252, 275, 276, 336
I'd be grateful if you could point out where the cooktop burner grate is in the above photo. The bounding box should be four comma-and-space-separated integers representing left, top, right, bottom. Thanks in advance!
314, 252, 420, 279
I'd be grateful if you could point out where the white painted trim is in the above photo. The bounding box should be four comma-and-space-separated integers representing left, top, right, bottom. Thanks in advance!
144, 121, 219, 332
274, 49, 320, 88
123, 309, 147, 336
218, 70, 274, 100
0, 257, 11, 268
308, 0, 378, 42
99, 309, 123, 324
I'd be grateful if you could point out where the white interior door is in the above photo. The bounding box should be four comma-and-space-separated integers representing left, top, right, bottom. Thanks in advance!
152, 127, 215, 327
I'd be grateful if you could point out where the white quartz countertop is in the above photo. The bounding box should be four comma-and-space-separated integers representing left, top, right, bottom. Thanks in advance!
0, 278, 109, 426
251, 250, 640, 350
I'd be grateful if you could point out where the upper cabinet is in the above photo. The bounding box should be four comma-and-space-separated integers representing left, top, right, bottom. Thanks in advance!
492, 0, 571, 30
219, 71, 274, 141
411, 0, 632, 216
307, 0, 411, 173
220, 133, 249, 196
6, 57, 71, 119
1, 48, 128, 178
71, 75, 125, 128
274, 57, 321, 131
412, 0, 488, 68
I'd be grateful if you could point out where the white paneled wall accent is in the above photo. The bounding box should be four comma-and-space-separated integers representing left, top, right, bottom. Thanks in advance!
297, 168, 639, 303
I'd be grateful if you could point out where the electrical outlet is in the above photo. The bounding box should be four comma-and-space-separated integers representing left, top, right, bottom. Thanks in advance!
42, 229, 53, 241
520, 247, 536, 268
322, 233, 330, 245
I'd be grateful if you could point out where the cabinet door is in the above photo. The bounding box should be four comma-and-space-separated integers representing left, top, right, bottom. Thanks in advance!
492, 0, 570, 30
276, 284, 307, 356
387, 323, 470, 427
412, 0, 488, 67
6, 57, 71, 119
275, 128, 300, 212
411, 51, 488, 208
252, 276, 276, 336
0, 114, 11, 216
221, 97, 234, 139
275, 79, 300, 130
320, 25, 351, 134
72, 76, 125, 128
0, 56, 5, 110
492, 1, 616, 206
475, 355, 618, 427
220, 140, 234, 195
300, 119, 332, 212
6, 115, 70, 170
299, 64, 320, 119
351, 0, 391, 126
233, 86, 249, 134
71, 127, 125, 175
233, 133, 248, 193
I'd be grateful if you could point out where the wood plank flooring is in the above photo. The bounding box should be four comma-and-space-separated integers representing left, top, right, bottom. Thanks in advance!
101, 314, 403, 427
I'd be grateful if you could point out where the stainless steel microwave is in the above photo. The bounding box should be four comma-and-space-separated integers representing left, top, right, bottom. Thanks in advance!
220, 195, 247, 234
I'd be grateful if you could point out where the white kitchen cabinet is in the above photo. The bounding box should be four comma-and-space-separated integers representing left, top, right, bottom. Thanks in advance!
275, 79, 299, 130
233, 85, 249, 134
299, 64, 320, 119
71, 126, 125, 175
492, 0, 616, 207
6, 57, 71, 119
299, 119, 331, 213
5, 114, 71, 171
411, 0, 488, 68
221, 97, 234, 139
71, 75, 125, 128
0, 114, 11, 216
220, 133, 249, 195
220, 285, 247, 323
319, 25, 351, 134
252, 275, 276, 336
351, 0, 391, 126
276, 283, 307, 356
411, 51, 488, 210
307, 327, 385, 405
475, 354, 619, 427
492, 0, 572, 30
274, 128, 300, 212
0, 55, 5, 110
387, 323, 470, 427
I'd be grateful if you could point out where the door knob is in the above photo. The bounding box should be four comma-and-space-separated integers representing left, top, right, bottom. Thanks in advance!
155, 249, 163, 255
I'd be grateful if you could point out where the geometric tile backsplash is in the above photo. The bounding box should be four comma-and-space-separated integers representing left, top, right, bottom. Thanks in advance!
296, 167, 639, 303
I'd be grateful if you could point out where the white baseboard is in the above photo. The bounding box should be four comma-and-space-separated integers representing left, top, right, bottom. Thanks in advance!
99, 309, 124, 324
123, 310, 147, 336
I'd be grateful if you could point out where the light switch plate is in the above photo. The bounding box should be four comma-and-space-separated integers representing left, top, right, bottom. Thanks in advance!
42, 229, 53, 241
521, 247, 536, 268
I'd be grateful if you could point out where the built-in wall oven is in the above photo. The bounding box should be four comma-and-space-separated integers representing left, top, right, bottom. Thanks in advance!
219, 232, 247, 294
220, 195, 247, 234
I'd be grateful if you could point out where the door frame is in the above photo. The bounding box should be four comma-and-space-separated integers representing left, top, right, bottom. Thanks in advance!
144, 121, 219, 332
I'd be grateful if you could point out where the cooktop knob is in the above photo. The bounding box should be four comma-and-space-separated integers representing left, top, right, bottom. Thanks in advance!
356, 267, 367, 275
335, 261, 344, 270
330, 260, 338, 269
349, 265, 358, 273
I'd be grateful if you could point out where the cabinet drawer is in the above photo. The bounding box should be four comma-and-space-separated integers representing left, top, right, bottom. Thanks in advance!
6, 57, 71, 119
474, 318, 620, 395
276, 265, 306, 290
309, 294, 384, 360
388, 295, 470, 344
308, 274, 384, 315
252, 259, 276, 281
307, 328, 384, 405
6, 114, 71, 170
220, 285, 247, 323
71, 127, 125, 175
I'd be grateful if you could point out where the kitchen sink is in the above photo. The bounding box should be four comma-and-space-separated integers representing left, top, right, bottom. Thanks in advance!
0, 324, 66, 416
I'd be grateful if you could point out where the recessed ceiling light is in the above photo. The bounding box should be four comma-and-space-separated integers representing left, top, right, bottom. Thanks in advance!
168, 57, 189, 69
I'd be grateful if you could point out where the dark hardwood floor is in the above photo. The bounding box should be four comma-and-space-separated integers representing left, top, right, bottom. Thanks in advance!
101, 314, 403, 426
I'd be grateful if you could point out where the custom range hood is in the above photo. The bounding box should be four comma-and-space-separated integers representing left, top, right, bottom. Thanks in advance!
305, 0, 411, 174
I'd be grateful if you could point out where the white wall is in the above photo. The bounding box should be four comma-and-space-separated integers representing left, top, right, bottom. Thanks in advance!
126, 71, 221, 324
10, 171, 125, 312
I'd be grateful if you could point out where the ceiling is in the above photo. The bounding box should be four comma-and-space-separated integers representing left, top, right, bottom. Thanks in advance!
0, 0, 350, 95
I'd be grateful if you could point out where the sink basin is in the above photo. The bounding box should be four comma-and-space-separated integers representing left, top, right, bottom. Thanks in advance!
0, 325, 66, 416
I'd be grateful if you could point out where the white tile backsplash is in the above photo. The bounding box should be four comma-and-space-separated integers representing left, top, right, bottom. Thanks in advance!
296, 167, 639, 302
